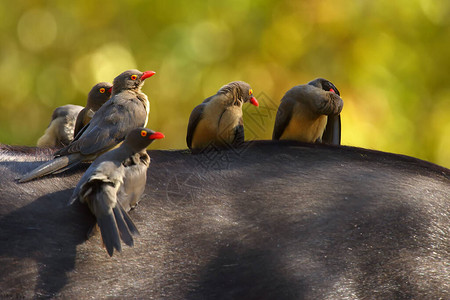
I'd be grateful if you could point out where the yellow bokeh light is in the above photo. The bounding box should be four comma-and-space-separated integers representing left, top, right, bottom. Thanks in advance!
17, 9, 57, 52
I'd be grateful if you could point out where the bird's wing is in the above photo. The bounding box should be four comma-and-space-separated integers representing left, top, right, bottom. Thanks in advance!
272, 98, 295, 140
73, 108, 88, 138
186, 104, 205, 149
58, 97, 147, 156
322, 114, 341, 145
232, 117, 245, 146
68, 157, 110, 205
92, 186, 122, 257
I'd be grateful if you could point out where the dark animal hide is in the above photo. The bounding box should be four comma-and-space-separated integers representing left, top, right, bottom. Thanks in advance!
0, 141, 448, 299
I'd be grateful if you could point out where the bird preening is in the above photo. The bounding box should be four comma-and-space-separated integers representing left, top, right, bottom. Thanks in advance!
22, 70, 344, 257
36, 104, 84, 148
37, 82, 113, 148
272, 78, 343, 145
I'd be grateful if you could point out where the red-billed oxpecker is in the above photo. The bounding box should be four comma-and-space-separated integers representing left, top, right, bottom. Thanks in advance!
19, 69, 156, 183
186, 81, 259, 151
272, 78, 343, 145
69, 127, 164, 257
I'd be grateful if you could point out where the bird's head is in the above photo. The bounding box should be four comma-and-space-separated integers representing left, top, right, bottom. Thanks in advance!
245, 86, 259, 107
308, 78, 343, 116
308, 78, 340, 96
112, 69, 156, 94
87, 82, 113, 110
124, 127, 165, 153
219, 81, 259, 107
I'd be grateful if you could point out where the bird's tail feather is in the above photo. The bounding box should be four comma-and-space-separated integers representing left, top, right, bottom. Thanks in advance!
52, 160, 82, 174
113, 205, 134, 247
97, 213, 121, 257
120, 202, 140, 236
92, 188, 121, 257
93, 190, 139, 257
18, 154, 79, 183
118, 201, 140, 236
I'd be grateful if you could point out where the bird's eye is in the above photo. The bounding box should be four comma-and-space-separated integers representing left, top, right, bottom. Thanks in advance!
141, 130, 147, 137
249, 89, 253, 96
131, 75, 138, 80
99, 88, 105, 93
329, 88, 335, 93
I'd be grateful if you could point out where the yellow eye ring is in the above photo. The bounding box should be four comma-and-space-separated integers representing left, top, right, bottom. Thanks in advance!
131, 75, 138, 80
249, 89, 253, 96
141, 130, 147, 137
99, 88, 105, 93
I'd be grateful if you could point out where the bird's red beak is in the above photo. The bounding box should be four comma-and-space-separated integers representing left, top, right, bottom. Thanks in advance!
149, 132, 165, 140
108, 87, 112, 93
250, 96, 259, 107
141, 71, 156, 80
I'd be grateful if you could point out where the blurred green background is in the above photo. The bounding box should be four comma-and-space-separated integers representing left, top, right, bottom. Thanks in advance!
0, 0, 449, 167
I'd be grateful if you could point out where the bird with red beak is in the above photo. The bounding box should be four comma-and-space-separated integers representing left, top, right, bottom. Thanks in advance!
69, 127, 165, 257
19, 69, 156, 183
186, 81, 259, 151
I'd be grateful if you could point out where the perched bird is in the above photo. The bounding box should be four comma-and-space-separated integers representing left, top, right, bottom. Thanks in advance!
19, 69, 156, 183
186, 81, 259, 151
37, 104, 83, 148
69, 127, 164, 257
73, 82, 113, 138
272, 78, 343, 145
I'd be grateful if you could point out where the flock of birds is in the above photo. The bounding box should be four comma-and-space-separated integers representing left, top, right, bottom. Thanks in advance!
18, 69, 344, 256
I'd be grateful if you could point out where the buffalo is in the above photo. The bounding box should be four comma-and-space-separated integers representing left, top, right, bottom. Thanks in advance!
0, 141, 448, 299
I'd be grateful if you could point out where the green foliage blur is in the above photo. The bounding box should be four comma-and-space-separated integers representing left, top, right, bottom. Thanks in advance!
0, 0, 449, 167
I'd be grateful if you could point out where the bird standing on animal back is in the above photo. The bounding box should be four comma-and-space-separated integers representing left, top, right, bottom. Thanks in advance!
186, 81, 259, 151
19, 69, 156, 183
272, 78, 343, 145
37, 82, 112, 148
69, 127, 165, 257
73, 82, 113, 138
37, 104, 84, 148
